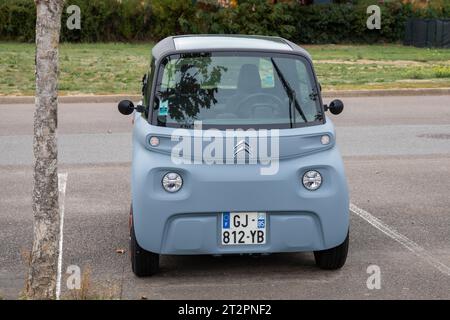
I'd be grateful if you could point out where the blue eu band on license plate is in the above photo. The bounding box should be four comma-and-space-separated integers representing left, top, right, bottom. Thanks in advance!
222, 212, 230, 229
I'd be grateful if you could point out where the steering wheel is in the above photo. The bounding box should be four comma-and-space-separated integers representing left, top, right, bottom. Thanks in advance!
235, 93, 284, 118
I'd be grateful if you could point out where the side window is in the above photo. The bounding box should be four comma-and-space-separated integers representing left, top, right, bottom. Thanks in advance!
144, 58, 156, 120
142, 74, 148, 96
295, 60, 318, 120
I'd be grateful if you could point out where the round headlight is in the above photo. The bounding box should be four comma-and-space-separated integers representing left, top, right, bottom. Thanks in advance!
149, 136, 160, 147
162, 172, 183, 193
320, 135, 330, 145
302, 170, 322, 191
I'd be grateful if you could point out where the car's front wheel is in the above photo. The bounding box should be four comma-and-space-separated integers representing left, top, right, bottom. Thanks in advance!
130, 225, 159, 277
314, 232, 349, 270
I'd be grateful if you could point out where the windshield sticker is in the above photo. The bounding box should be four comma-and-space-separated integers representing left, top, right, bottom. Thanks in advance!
262, 74, 274, 88
260, 59, 275, 88
159, 100, 169, 116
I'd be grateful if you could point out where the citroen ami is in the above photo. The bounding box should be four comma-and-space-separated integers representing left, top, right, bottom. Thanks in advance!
118, 35, 349, 277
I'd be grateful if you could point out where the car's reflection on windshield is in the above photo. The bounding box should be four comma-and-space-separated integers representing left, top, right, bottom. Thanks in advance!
156, 53, 227, 128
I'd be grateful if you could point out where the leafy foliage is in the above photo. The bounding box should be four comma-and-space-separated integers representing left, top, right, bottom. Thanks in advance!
0, 0, 449, 43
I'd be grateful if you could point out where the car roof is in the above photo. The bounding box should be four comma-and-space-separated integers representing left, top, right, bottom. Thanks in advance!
151, 35, 311, 61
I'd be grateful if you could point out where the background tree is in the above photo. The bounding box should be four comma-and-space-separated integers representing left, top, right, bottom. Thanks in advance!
26, 0, 65, 299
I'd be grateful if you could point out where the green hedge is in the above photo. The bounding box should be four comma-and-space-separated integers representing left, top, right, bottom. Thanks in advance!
0, 0, 449, 43
0, 0, 36, 42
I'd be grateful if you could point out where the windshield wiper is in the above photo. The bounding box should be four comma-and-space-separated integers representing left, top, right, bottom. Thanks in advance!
270, 58, 308, 126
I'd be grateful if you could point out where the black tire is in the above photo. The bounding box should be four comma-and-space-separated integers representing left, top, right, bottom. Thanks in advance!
314, 232, 349, 270
130, 225, 159, 277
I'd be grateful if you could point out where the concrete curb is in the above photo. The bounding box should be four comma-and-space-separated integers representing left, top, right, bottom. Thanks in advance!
1, 88, 449, 104
321, 88, 450, 98
0, 95, 141, 105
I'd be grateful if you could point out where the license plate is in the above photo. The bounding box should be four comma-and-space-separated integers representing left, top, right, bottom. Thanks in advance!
221, 212, 266, 245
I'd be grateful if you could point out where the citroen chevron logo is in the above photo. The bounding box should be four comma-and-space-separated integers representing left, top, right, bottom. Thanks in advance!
234, 140, 252, 157
170, 121, 280, 175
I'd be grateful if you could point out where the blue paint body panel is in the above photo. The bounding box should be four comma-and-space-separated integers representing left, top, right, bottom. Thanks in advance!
131, 114, 349, 255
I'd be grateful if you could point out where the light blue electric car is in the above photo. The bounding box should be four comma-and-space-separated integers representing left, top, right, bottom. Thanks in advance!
118, 35, 349, 277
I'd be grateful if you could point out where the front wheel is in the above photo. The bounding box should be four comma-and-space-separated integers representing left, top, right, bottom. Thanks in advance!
314, 232, 349, 270
130, 225, 159, 277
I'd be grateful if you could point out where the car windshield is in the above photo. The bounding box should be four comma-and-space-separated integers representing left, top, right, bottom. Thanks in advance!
152, 52, 323, 129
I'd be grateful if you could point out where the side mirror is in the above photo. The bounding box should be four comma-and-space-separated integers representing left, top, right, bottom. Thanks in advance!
325, 99, 344, 115
118, 100, 135, 115
118, 100, 145, 115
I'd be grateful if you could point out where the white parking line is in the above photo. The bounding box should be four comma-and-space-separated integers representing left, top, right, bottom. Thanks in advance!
56, 172, 68, 300
350, 203, 450, 277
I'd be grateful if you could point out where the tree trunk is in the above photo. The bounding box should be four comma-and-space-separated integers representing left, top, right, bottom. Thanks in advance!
26, 0, 64, 300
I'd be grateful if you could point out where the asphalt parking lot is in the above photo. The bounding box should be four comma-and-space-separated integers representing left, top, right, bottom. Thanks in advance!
1, 95, 449, 299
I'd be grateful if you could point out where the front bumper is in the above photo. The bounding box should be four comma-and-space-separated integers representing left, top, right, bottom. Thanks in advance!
131, 146, 349, 255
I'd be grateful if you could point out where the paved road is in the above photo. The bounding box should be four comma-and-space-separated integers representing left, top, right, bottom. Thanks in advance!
1, 95, 449, 299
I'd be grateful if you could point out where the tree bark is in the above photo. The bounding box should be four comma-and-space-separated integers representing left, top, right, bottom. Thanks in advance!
26, 0, 64, 300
